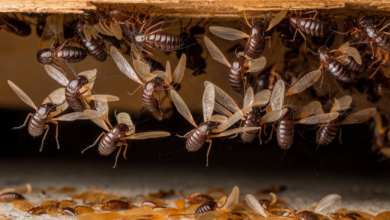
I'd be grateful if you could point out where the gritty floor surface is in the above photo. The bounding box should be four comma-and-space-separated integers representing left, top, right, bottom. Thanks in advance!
0, 157, 389, 220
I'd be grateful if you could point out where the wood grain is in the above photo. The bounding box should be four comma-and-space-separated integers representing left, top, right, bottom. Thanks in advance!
0, 0, 389, 15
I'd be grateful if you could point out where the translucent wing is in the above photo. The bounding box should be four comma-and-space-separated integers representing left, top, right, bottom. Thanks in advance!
95, 21, 114, 36
126, 132, 170, 140
132, 53, 156, 82
83, 109, 110, 132
339, 108, 377, 125
243, 87, 254, 108
214, 103, 234, 117
294, 101, 324, 119
221, 186, 239, 210
43, 88, 68, 117
261, 108, 288, 124
165, 61, 172, 84
247, 57, 266, 73
110, 46, 144, 85
8, 80, 37, 110
213, 110, 244, 133
330, 95, 352, 113
314, 194, 342, 214
205, 81, 240, 113
269, 80, 285, 110
170, 90, 197, 127
117, 112, 134, 130
286, 70, 321, 96
252, 89, 271, 107
209, 26, 250, 41
210, 127, 261, 138
84, 23, 93, 41
203, 84, 215, 122
44, 65, 69, 86
197, 211, 226, 220
266, 10, 289, 31
209, 115, 228, 124
245, 194, 267, 217
110, 22, 122, 40
204, 36, 231, 67
338, 42, 362, 65
39, 14, 64, 50
53, 112, 88, 121
79, 69, 97, 93
83, 95, 120, 102
95, 100, 109, 119
172, 54, 186, 84
295, 112, 339, 125
91, 25, 99, 40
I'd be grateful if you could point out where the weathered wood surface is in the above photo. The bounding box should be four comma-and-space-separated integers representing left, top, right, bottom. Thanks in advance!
0, 0, 389, 15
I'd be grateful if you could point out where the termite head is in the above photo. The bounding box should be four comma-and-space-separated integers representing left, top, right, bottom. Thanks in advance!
288, 15, 299, 29
67, 75, 89, 91
37, 103, 57, 117
37, 49, 53, 64
114, 123, 131, 135
135, 34, 146, 43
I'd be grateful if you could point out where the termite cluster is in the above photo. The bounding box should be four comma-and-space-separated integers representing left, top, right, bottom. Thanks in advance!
1, 184, 389, 219
5, 7, 390, 167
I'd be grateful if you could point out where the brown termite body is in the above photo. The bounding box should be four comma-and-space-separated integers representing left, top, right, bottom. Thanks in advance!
44, 66, 120, 113
186, 121, 219, 152
0, 15, 31, 37
204, 36, 267, 95
316, 96, 376, 146
172, 83, 261, 166
82, 110, 170, 168
0, 192, 25, 202
99, 200, 130, 210
318, 46, 351, 83
276, 106, 295, 149
195, 201, 218, 214
185, 193, 214, 205
8, 80, 89, 151
195, 187, 239, 216
134, 20, 184, 52
110, 46, 186, 119
37, 39, 87, 68
75, 20, 107, 62
209, 13, 272, 60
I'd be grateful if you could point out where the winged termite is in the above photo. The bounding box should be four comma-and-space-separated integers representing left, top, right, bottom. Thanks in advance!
81, 108, 170, 168
316, 43, 363, 83
8, 81, 87, 151
44, 66, 119, 112
37, 15, 86, 75
206, 81, 271, 143
245, 194, 269, 218
171, 85, 260, 166
293, 194, 341, 220
268, 9, 335, 49
204, 36, 266, 95
261, 80, 339, 149
316, 96, 376, 146
209, 12, 273, 60
195, 186, 239, 218
110, 46, 186, 119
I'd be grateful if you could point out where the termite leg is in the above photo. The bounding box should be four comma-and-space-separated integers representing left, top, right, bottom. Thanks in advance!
12, 113, 33, 130
82, 132, 105, 154
205, 139, 213, 167
113, 145, 123, 169
265, 123, 277, 144
40, 125, 50, 152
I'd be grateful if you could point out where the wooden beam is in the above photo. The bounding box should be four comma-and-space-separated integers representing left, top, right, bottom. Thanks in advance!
0, 0, 389, 14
